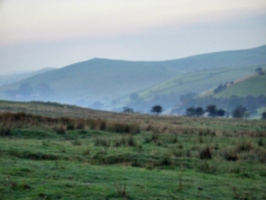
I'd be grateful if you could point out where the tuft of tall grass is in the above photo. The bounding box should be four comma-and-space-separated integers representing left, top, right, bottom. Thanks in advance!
199, 147, 212, 159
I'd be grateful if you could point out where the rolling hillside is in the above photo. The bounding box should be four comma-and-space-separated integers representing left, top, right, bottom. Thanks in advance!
213, 72, 266, 98
0, 67, 55, 87
0, 45, 265, 110
117, 64, 266, 113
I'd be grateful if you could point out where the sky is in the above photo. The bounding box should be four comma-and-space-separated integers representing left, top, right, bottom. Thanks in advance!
0, 0, 266, 74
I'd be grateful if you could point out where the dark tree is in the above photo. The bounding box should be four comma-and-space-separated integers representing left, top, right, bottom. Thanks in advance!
185, 107, 204, 117
232, 105, 247, 119
186, 107, 196, 116
255, 67, 264, 75
216, 109, 225, 117
151, 105, 163, 115
123, 107, 134, 113
195, 107, 204, 117
206, 105, 217, 117
262, 112, 266, 120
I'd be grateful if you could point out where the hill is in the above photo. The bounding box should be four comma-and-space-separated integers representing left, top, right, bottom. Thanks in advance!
0, 67, 55, 87
0, 45, 265, 110
120, 64, 266, 113
213, 72, 266, 98
169, 71, 266, 116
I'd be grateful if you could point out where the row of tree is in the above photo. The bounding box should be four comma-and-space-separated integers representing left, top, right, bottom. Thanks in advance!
186, 105, 226, 117
174, 94, 266, 116
124, 104, 266, 119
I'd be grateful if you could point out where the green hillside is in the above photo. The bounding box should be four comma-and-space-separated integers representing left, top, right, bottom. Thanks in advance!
214, 73, 266, 98
0, 45, 265, 110
138, 65, 263, 99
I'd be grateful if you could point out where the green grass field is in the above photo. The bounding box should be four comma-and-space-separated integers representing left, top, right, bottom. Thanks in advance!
214, 73, 266, 98
0, 101, 266, 199
138, 64, 266, 101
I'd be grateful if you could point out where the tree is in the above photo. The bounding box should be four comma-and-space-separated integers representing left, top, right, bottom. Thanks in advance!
185, 106, 204, 117
122, 107, 134, 113
232, 105, 247, 119
151, 105, 163, 115
255, 67, 264, 75
216, 109, 225, 117
186, 107, 195, 116
206, 105, 217, 117
261, 112, 266, 120
195, 107, 204, 117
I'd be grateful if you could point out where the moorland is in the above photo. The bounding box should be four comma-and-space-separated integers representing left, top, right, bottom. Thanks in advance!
0, 101, 265, 199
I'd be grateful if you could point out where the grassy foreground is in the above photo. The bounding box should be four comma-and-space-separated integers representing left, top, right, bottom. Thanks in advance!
0, 103, 266, 199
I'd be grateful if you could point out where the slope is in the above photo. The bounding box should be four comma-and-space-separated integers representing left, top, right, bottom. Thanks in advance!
213, 72, 266, 98
0, 67, 55, 86
0, 45, 265, 109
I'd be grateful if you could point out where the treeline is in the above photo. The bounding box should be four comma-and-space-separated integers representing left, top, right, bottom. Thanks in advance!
172, 94, 266, 116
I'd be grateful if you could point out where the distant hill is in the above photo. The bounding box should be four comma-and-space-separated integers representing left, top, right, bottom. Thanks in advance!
0, 67, 55, 87
169, 71, 266, 116
213, 71, 266, 98
118, 64, 266, 112
0, 45, 265, 111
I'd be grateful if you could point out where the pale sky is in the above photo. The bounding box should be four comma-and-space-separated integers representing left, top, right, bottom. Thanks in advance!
0, 0, 266, 74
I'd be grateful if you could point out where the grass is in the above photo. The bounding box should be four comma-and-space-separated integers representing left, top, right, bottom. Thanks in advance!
214, 73, 266, 98
0, 102, 266, 199
137, 64, 266, 100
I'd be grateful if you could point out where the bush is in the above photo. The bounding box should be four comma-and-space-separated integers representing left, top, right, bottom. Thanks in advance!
0, 126, 12, 137
67, 123, 75, 130
113, 135, 137, 147
53, 126, 66, 135
222, 149, 238, 161
159, 154, 172, 166
95, 137, 110, 147
199, 147, 212, 159
108, 123, 140, 134
71, 140, 82, 146
235, 140, 253, 152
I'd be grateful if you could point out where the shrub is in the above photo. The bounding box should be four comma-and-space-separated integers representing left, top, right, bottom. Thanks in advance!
257, 138, 264, 147
76, 121, 85, 130
199, 147, 212, 159
71, 140, 82, 146
67, 123, 75, 130
159, 154, 172, 166
258, 149, 266, 164
222, 149, 238, 161
0, 126, 12, 137
113, 135, 137, 147
53, 126, 66, 135
98, 120, 107, 131
108, 122, 140, 134
235, 140, 253, 152
127, 135, 137, 147
151, 132, 159, 143
198, 161, 216, 174
95, 137, 110, 147
113, 181, 128, 198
